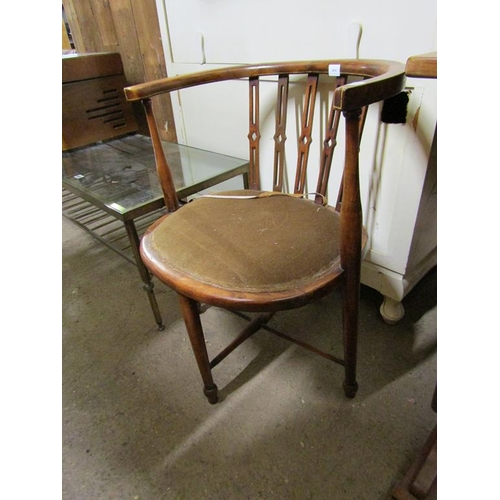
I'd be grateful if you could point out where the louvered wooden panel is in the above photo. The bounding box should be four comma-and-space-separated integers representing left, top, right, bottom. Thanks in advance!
63, 71, 138, 151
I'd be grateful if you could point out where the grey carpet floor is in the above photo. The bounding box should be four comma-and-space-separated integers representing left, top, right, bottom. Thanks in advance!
62, 216, 437, 500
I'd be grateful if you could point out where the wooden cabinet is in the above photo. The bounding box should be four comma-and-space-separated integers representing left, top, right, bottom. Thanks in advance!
62, 52, 138, 151
62, 0, 177, 143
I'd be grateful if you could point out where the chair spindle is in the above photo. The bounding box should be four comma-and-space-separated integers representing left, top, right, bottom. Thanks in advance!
294, 73, 319, 195
248, 77, 261, 190
273, 75, 289, 192
143, 98, 179, 212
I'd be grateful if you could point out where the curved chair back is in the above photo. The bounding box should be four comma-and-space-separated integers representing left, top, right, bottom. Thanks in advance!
125, 60, 406, 213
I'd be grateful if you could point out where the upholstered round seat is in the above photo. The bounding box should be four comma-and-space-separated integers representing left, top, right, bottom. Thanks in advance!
140, 190, 344, 307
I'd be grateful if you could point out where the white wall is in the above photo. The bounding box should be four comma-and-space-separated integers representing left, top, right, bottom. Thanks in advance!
154, 0, 437, 304
162, 0, 436, 65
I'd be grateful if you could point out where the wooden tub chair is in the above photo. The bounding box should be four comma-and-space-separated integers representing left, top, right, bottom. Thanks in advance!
124, 60, 406, 404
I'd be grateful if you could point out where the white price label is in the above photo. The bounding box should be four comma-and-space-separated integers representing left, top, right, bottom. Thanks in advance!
328, 64, 341, 77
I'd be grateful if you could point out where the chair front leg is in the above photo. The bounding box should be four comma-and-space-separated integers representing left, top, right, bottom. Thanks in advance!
340, 108, 362, 399
178, 294, 219, 404
342, 271, 359, 398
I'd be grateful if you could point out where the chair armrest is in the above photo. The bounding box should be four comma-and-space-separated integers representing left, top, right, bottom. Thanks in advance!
124, 59, 406, 111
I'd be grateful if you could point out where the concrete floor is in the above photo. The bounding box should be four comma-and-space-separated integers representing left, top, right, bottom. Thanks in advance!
62, 216, 437, 500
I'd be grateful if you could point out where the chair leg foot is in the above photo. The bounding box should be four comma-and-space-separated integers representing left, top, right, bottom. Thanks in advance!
343, 379, 359, 398
203, 384, 219, 404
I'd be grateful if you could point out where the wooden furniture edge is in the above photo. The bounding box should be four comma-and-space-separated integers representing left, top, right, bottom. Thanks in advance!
124, 59, 406, 111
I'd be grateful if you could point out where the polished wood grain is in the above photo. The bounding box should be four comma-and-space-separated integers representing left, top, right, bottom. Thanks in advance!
405, 51, 437, 79
272, 75, 289, 192
125, 60, 405, 109
127, 59, 406, 404
63, 0, 177, 142
62, 53, 138, 151
248, 77, 261, 190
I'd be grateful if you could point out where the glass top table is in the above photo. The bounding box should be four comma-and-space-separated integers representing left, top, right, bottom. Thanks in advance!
62, 134, 250, 221
62, 134, 249, 329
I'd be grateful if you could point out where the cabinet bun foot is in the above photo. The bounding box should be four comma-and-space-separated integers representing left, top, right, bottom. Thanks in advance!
380, 296, 405, 325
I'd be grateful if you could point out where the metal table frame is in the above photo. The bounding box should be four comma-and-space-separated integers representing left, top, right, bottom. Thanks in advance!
63, 135, 249, 329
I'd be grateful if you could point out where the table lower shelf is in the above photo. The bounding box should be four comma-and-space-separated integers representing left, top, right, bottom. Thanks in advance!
62, 188, 167, 266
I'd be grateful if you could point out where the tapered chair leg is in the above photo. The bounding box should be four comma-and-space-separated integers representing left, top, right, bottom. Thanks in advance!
178, 294, 219, 404
342, 273, 359, 398
340, 108, 362, 399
